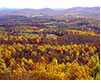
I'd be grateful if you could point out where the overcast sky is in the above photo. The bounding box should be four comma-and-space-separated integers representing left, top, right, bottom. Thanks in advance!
0, 0, 100, 9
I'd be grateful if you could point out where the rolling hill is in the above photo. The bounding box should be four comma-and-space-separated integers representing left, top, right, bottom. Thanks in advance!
0, 7, 100, 20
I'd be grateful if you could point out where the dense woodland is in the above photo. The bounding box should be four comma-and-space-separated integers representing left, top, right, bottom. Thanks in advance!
0, 11, 100, 80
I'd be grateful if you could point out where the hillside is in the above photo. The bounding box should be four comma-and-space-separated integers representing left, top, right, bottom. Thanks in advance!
61, 7, 100, 20
0, 6, 100, 80
0, 7, 100, 20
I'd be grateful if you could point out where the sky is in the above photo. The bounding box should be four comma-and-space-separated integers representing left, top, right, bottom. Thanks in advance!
0, 0, 100, 9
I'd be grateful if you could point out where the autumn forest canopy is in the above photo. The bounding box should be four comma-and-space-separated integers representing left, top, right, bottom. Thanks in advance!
0, 7, 100, 80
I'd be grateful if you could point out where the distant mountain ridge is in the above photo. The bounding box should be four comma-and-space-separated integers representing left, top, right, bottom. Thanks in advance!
0, 7, 100, 20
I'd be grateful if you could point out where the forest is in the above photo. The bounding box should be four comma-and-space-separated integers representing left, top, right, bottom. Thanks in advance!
0, 7, 100, 80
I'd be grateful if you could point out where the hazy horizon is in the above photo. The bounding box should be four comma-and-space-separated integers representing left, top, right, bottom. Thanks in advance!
0, 6, 100, 10
0, 0, 100, 9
